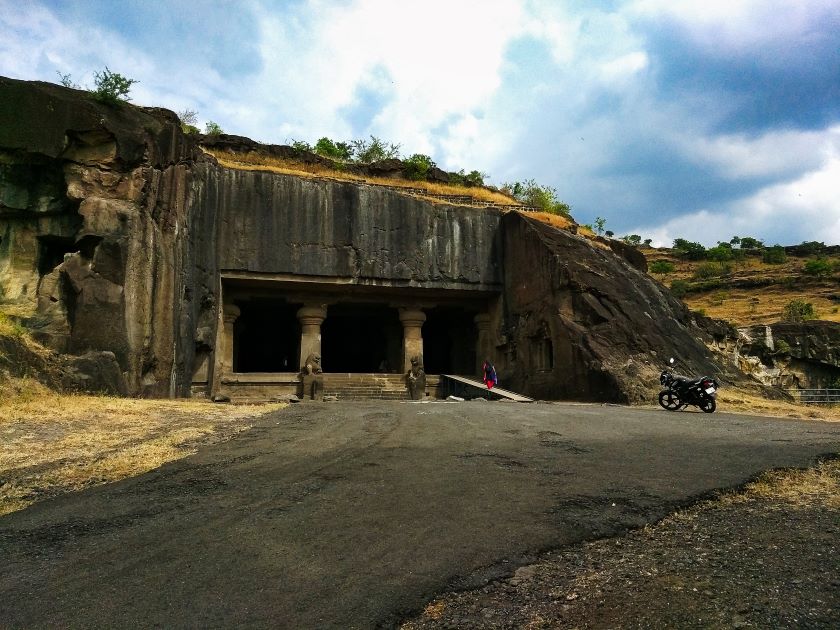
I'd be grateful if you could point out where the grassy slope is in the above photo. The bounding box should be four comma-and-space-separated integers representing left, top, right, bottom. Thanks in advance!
643, 247, 840, 326
0, 317, 285, 515
205, 148, 521, 207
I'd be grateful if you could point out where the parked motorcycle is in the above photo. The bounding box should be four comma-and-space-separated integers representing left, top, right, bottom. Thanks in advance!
658, 358, 719, 413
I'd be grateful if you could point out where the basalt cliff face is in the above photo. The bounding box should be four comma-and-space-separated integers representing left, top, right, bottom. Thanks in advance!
735, 321, 840, 389
1, 76, 739, 401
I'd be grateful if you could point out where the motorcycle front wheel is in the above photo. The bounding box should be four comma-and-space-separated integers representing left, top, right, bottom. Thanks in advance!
658, 390, 681, 411
699, 396, 716, 413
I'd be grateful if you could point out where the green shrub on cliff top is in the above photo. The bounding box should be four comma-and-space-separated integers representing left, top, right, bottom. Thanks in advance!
782, 299, 816, 322
403, 154, 436, 180
503, 179, 571, 215
314, 137, 353, 161
91, 67, 138, 105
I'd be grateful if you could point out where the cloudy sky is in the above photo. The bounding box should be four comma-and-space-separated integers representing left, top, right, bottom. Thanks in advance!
2, 0, 839, 246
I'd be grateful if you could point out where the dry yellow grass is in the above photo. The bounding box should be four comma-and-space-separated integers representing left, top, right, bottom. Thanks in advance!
0, 379, 285, 515
685, 288, 840, 326
716, 388, 839, 421
205, 148, 519, 207
645, 251, 840, 325
524, 211, 575, 231
0, 311, 26, 337
728, 459, 840, 508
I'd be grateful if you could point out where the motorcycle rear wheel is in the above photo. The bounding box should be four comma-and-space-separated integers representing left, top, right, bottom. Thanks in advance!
699, 397, 716, 413
658, 390, 681, 411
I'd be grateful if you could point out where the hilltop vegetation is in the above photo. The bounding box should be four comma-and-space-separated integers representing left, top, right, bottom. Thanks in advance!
643, 239, 840, 326
205, 133, 573, 216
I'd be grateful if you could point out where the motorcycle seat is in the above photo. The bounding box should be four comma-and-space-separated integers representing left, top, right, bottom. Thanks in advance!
673, 376, 704, 387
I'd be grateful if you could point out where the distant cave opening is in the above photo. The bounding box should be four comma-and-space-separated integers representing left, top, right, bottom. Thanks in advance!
321, 303, 401, 373
37, 235, 77, 276
423, 307, 477, 375
233, 298, 301, 372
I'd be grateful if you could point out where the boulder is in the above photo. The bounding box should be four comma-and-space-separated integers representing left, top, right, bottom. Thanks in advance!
60, 351, 127, 395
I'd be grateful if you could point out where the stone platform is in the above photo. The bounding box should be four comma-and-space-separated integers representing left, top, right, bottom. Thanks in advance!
219, 373, 443, 402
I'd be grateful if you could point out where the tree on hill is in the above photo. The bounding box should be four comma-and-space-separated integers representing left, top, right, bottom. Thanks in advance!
594, 217, 606, 235
673, 238, 706, 260
204, 121, 223, 135
650, 261, 675, 274
803, 258, 834, 276
782, 299, 816, 322
403, 154, 436, 180
707, 245, 734, 262
503, 179, 571, 215
314, 137, 353, 161
351, 136, 401, 163
762, 245, 787, 264
178, 109, 199, 134
739, 236, 764, 249
91, 67, 138, 105
798, 241, 826, 256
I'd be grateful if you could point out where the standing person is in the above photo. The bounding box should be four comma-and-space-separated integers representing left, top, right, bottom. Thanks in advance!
482, 359, 498, 390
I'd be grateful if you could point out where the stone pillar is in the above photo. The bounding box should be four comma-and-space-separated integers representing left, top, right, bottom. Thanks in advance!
221, 304, 241, 375
399, 307, 426, 373
474, 313, 491, 376
297, 304, 327, 371
210, 303, 240, 402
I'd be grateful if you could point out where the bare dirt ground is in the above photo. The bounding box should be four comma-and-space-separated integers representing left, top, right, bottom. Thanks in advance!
403, 459, 840, 629
0, 377, 284, 515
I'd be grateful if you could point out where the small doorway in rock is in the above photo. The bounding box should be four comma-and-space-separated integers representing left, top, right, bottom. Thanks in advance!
321, 303, 401, 372
423, 307, 477, 375
37, 236, 77, 276
233, 297, 301, 372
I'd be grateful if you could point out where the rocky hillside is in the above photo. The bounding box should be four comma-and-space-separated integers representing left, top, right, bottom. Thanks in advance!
638, 245, 840, 390
644, 246, 840, 326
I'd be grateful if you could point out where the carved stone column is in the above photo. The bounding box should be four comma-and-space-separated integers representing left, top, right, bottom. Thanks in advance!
474, 312, 491, 376
399, 307, 426, 373
221, 304, 241, 376
297, 304, 327, 371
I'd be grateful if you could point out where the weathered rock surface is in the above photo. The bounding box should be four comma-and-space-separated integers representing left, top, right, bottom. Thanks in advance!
194, 161, 502, 287
736, 321, 840, 388
1, 76, 194, 396
0, 334, 126, 395
1, 76, 748, 401
500, 214, 736, 403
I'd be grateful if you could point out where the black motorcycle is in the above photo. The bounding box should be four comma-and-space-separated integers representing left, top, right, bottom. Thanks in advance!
658, 358, 719, 413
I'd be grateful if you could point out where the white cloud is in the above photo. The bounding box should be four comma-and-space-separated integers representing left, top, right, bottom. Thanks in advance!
628, 0, 835, 59
635, 130, 840, 246
1, 0, 838, 247
250, 0, 527, 152
673, 127, 834, 180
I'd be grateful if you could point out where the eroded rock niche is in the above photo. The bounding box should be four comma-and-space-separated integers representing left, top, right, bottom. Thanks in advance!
1, 76, 742, 402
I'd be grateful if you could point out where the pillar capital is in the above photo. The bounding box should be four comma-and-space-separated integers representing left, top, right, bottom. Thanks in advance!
399, 307, 426, 328
297, 304, 327, 327
223, 304, 241, 324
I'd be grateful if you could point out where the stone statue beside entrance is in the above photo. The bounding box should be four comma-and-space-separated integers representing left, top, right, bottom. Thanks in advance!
406, 355, 426, 400
300, 353, 324, 401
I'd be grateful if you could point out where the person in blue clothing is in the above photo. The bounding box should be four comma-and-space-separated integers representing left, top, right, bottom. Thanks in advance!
482, 359, 498, 390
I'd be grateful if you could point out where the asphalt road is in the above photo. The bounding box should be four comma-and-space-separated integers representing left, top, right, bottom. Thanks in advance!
1, 402, 838, 629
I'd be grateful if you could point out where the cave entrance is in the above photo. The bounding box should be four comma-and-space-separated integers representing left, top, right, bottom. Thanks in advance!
423, 307, 477, 375
233, 297, 301, 372
37, 236, 77, 276
321, 303, 401, 373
